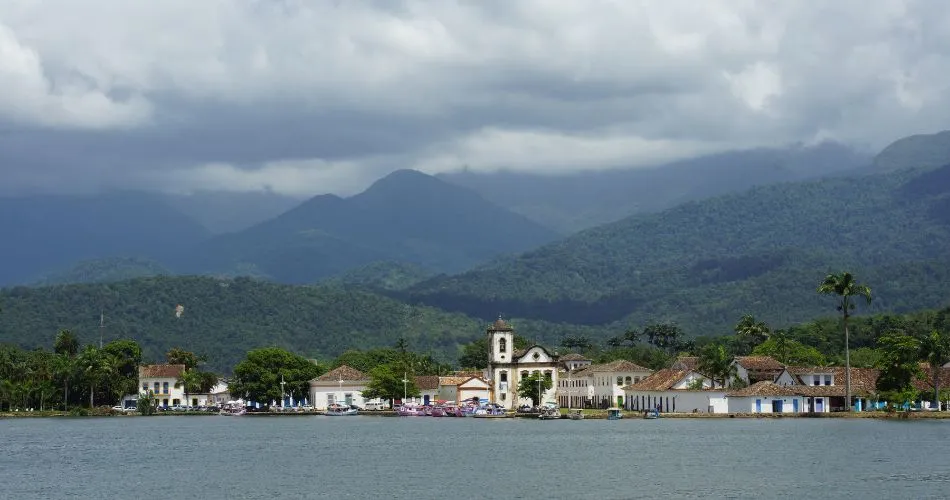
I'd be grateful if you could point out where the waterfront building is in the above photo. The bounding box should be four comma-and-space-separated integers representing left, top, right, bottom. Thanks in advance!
726, 381, 805, 413
437, 376, 491, 404
732, 356, 785, 385
484, 317, 559, 409
137, 364, 186, 408
557, 360, 653, 409
623, 369, 728, 414
774, 366, 879, 412
309, 365, 371, 410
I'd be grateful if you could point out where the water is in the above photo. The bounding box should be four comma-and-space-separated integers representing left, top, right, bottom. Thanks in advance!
2, 415, 950, 499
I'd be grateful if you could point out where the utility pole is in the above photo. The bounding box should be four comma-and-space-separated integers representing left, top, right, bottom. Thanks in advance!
99, 311, 105, 348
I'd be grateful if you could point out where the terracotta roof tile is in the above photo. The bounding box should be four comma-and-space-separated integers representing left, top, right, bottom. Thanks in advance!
453, 370, 483, 378
438, 376, 470, 386
622, 369, 690, 391
735, 356, 785, 371
671, 356, 700, 371
727, 381, 799, 397
586, 360, 653, 373
139, 364, 185, 378
415, 375, 440, 390
316, 365, 368, 382
559, 353, 590, 361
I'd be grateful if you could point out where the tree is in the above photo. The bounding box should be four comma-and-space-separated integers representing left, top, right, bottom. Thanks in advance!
733, 314, 771, 355
166, 347, 201, 370
517, 371, 553, 408
362, 364, 419, 404
698, 344, 736, 388
919, 330, 950, 410
560, 336, 593, 352
229, 347, 323, 406
817, 271, 872, 411
53, 329, 79, 357
643, 323, 684, 354
137, 390, 157, 416
751, 334, 826, 366
76, 345, 117, 408
875, 332, 921, 408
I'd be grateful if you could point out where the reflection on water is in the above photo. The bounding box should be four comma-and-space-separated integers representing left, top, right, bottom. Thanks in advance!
2, 416, 950, 499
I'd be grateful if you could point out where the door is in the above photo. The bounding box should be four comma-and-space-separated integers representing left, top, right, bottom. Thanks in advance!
617, 396, 623, 408
816, 398, 824, 412
424, 394, 430, 405
792, 399, 799, 413
345, 393, 353, 406
755, 399, 761, 413
772, 400, 783, 413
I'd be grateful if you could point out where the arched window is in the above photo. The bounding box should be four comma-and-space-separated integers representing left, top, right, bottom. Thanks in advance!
544, 370, 552, 380
617, 376, 623, 386
521, 370, 529, 379
498, 337, 507, 353
500, 371, 508, 382
625, 376, 632, 385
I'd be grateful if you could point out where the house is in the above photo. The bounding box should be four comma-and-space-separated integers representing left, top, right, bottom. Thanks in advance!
485, 317, 560, 409
670, 356, 701, 371
913, 365, 950, 409
309, 365, 371, 410
414, 376, 440, 406
137, 364, 186, 408
733, 356, 785, 385
623, 369, 728, 414
182, 381, 231, 408
559, 352, 592, 371
726, 381, 805, 413
558, 360, 653, 409
438, 376, 491, 404
774, 366, 879, 412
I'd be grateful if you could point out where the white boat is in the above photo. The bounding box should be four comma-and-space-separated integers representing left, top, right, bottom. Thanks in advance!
607, 407, 623, 420
219, 401, 246, 416
538, 402, 561, 420
325, 404, 358, 416
568, 409, 584, 420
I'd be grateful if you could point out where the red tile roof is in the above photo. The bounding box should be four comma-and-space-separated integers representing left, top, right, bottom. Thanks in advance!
559, 353, 590, 361
139, 364, 185, 378
586, 360, 652, 373
621, 369, 691, 391
415, 375, 440, 390
671, 356, 700, 371
316, 365, 368, 382
727, 381, 799, 397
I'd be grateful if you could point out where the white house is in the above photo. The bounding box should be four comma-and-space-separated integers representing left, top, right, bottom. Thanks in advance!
774, 366, 879, 412
733, 356, 786, 385
485, 317, 559, 409
623, 369, 728, 414
414, 376, 441, 406
559, 352, 593, 371
438, 376, 491, 404
726, 381, 805, 413
137, 364, 186, 408
558, 360, 653, 409
309, 365, 371, 410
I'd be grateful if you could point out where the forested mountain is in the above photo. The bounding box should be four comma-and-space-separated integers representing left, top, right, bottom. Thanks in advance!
438, 141, 870, 233
872, 130, 950, 172
320, 261, 436, 291
30, 257, 171, 286
160, 190, 303, 234
0, 276, 486, 372
183, 169, 559, 283
0, 192, 210, 286
405, 164, 950, 335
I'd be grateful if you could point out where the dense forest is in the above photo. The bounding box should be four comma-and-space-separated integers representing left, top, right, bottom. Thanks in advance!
404, 164, 950, 334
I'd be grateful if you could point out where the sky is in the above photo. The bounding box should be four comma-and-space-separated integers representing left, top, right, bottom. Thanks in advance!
1, 0, 949, 197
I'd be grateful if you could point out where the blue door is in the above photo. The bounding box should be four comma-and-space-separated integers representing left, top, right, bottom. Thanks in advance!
423, 394, 430, 405
816, 398, 824, 412
755, 399, 761, 413
793, 399, 799, 413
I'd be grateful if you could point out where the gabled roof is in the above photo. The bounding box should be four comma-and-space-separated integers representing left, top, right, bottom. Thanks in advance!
457, 376, 490, 388
139, 364, 185, 378
670, 356, 700, 371
415, 375, 440, 390
585, 360, 652, 373
727, 381, 798, 397
621, 369, 691, 391
316, 365, 368, 382
514, 344, 557, 362
734, 356, 785, 371
559, 353, 590, 362
438, 376, 471, 386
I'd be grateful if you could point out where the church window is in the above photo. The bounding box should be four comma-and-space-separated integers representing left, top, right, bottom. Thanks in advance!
544, 371, 552, 380
532, 351, 540, 360
499, 338, 507, 353
500, 371, 508, 383
521, 371, 529, 379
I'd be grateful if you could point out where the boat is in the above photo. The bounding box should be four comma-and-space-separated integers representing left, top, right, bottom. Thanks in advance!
607, 407, 623, 420
219, 401, 246, 416
442, 402, 459, 417
568, 409, 584, 420
538, 402, 561, 420
397, 403, 425, 416
325, 403, 358, 416
430, 405, 446, 417
473, 403, 507, 418
643, 408, 659, 419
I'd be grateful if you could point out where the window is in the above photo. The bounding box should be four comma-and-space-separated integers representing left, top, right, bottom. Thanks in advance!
813, 377, 820, 386
142, 383, 147, 391
172, 399, 180, 406
617, 376, 623, 386
327, 394, 335, 405
162, 382, 169, 394
824, 377, 831, 386
499, 338, 507, 353
500, 371, 508, 383
154, 382, 160, 393
625, 376, 632, 385
521, 370, 529, 379
544, 371, 552, 380
532, 351, 540, 360
500, 393, 506, 400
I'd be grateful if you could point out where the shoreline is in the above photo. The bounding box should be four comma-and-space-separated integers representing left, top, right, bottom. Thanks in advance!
4, 410, 950, 420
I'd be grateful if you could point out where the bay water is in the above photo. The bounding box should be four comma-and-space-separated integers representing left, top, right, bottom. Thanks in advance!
2, 415, 950, 499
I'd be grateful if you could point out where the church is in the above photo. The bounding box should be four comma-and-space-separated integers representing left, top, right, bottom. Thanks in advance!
484, 317, 560, 409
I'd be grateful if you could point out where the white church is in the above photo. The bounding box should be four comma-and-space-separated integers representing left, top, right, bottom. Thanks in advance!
484, 317, 560, 409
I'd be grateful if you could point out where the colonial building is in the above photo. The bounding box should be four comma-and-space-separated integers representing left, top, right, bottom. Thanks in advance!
733, 356, 785, 385
559, 352, 593, 371
309, 365, 370, 410
485, 317, 559, 409
438, 376, 492, 404
558, 360, 653, 409
726, 381, 805, 413
774, 366, 879, 412
623, 369, 728, 414
138, 364, 186, 408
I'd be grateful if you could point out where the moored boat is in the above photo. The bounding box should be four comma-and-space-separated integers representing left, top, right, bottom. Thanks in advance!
568, 409, 584, 420
325, 403, 359, 416
643, 408, 659, 419
398, 403, 425, 416
607, 407, 623, 420
538, 402, 561, 420
219, 401, 246, 416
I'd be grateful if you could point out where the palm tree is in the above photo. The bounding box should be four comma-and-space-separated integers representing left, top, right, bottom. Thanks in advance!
698, 344, 737, 388
77, 346, 117, 408
734, 314, 771, 355
176, 370, 202, 409
919, 330, 950, 410
817, 272, 872, 411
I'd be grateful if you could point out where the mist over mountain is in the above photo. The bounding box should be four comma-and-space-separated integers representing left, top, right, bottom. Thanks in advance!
438, 141, 872, 233
161, 190, 303, 234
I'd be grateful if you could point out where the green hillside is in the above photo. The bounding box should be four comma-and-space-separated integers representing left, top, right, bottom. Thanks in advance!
0, 276, 488, 372
30, 257, 171, 286
873, 130, 950, 172
405, 165, 950, 334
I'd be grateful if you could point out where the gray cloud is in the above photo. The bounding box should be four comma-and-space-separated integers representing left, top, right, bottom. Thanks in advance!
1, 0, 948, 196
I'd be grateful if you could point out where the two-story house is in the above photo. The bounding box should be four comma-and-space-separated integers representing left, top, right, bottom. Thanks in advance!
138, 364, 186, 408
559, 360, 653, 409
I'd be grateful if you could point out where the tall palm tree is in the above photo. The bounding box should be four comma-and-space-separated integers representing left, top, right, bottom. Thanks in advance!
919, 330, 950, 410
734, 314, 771, 355
817, 272, 872, 411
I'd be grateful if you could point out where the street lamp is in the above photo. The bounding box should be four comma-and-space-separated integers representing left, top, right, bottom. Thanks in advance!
537, 374, 542, 408
280, 374, 286, 409
402, 372, 408, 403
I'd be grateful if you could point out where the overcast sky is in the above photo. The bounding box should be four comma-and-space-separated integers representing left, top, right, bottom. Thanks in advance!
1, 0, 949, 196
